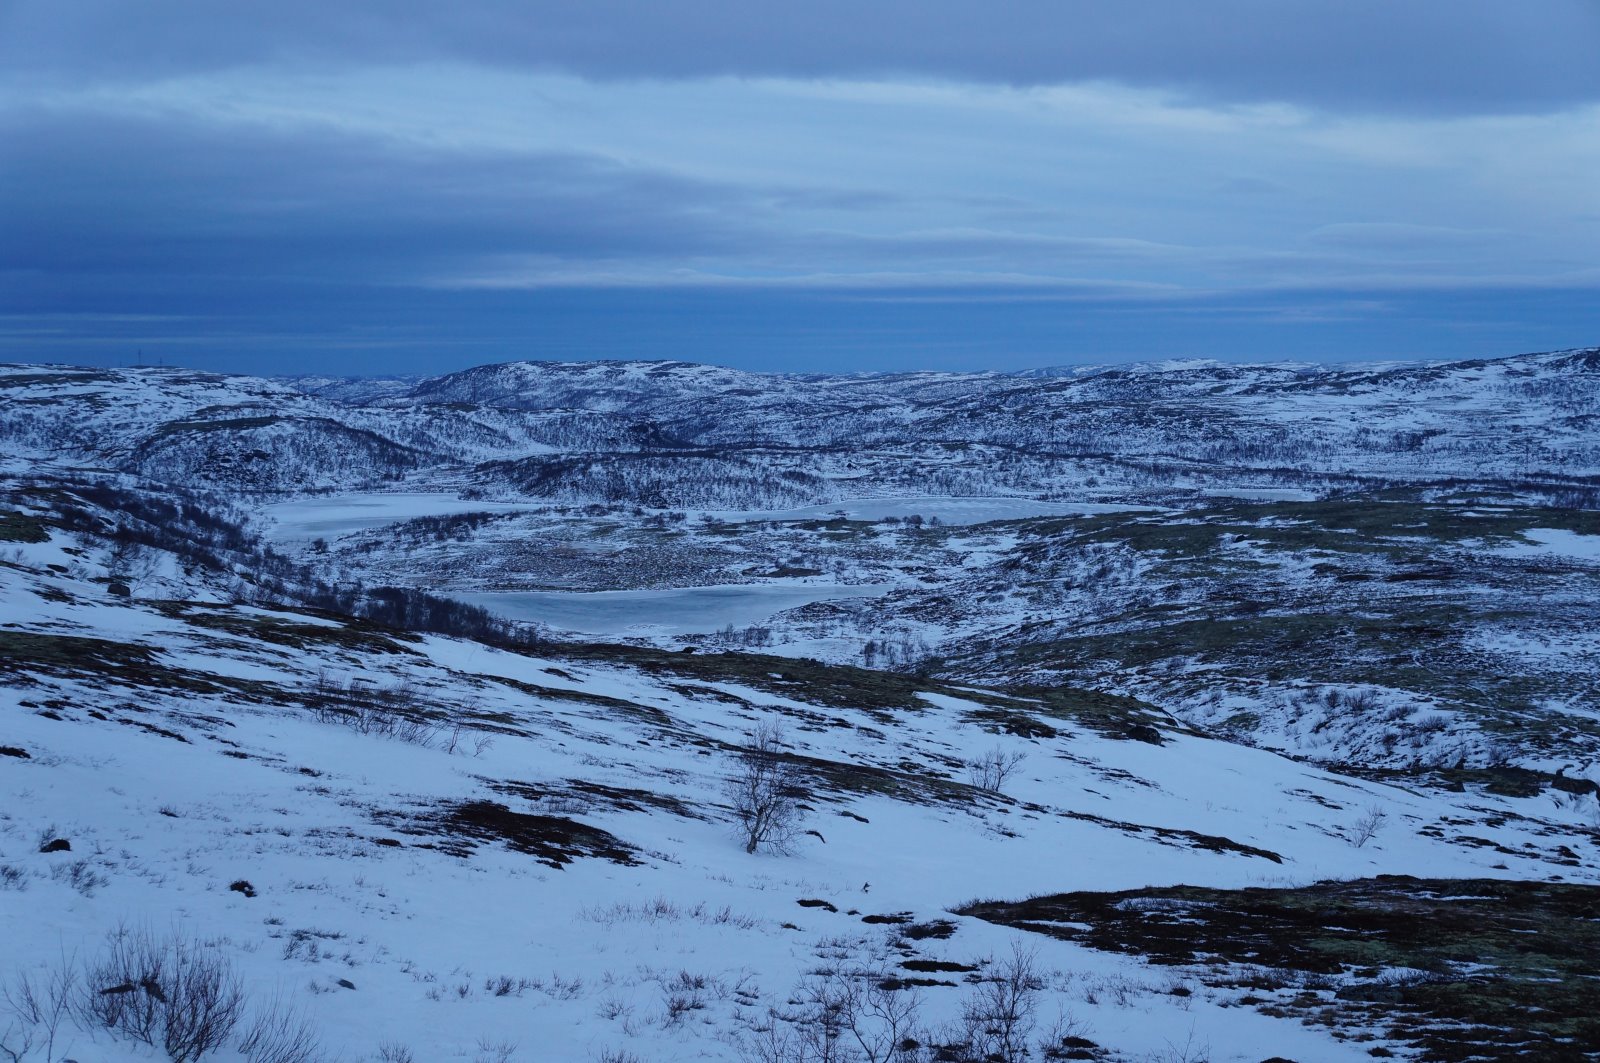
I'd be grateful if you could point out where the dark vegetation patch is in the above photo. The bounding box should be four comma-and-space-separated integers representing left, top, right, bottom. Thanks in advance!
797, 898, 838, 912
878, 975, 956, 990
959, 703, 1059, 739
785, 750, 977, 807
0, 631, 163, 677
0, 510, 50, 543
964, 686, 1178, 742
156, 602, 420, 655
1059, 499, 1599, 556
490, 778, 707, 820
549, 641, 1173, 739
0, 370, 116, 389
961, 876, 1600, 1062
152, 414, 284, 437
1344, 763, 1593, 800
0, 630, 295, 703
484, 674, 673, 727
1061, 809, 1283, 862
116, 716, 190, 743
665, 681, 754, 707
997, 609, 1479, 677
0, 746, 29, 759
899, 920, 958, 941
552, 643, 936, 716
900, 959, 976, 974
403, 800, 639, 869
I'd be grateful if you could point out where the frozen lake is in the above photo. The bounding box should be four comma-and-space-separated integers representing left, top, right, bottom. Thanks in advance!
454, 583, 894, 636
716, 496, 1152, 526
1200, 488, 1319, 502
264, 491, 1158, 542
1489, 528, 1600, 563
263, 492, 533, 542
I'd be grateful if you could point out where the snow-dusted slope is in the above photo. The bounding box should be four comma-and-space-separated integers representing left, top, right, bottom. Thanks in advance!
4, 518, 1597, 1062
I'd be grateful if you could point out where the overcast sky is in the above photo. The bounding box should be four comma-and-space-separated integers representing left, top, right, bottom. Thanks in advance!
3, 2, 1599, 375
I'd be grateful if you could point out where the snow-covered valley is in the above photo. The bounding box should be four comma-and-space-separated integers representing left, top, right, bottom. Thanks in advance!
3, 350, 1599, 1061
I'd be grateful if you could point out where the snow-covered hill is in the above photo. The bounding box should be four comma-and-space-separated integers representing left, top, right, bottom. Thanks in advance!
5, 347, 1599, 503
4, 514, 1597, 1061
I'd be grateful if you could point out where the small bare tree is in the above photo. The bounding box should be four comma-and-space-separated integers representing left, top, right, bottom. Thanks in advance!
765, 965, 924, 1063
1347, 804, 1388, 848
967, 748, 1027, 795
3, 956, 79, 1063
727, 722, 805, 855
960, 945, 1043, 1063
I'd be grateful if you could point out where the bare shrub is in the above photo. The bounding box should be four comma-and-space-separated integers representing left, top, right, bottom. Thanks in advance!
967, 748, 1027, 795
474, 1037, 517, 1063
376, 1043, 416, 1063
738, 1016, 800, 1063
483, 975, 531, 998
1483, 740, 1516, 768
236, 996, 325, 1063
1036, 1007, 1092, 1060
77, 926, 244, 1063
726, 722, 806, 855
307, 676, 440, 747
748, 963, 925, 1063
1149, 1028, 1211, 1063
49, 858, 107, 896
1345, 689, 1379, 713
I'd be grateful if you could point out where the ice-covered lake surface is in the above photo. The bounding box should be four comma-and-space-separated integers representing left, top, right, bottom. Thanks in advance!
263, 492, 532, 541
455, 583, 895, 635
1490, 528, 1600, 562
264, 492, 1150, 541
1200, 488, 1320, 502
714, 496, 1154, 525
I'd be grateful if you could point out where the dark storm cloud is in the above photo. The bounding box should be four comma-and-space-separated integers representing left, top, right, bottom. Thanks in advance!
0, 107, 760, 286
4, 1, 1598, 115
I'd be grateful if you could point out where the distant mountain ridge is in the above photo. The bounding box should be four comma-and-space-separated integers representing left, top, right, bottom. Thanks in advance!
3, 346, 1597, 502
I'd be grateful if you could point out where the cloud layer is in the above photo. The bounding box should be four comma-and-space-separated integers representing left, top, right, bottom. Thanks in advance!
2, 3, 1598, 371
7, 1, 1600, 114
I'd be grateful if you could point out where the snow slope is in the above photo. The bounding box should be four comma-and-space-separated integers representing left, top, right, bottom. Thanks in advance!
4, 524, 1598, 1061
